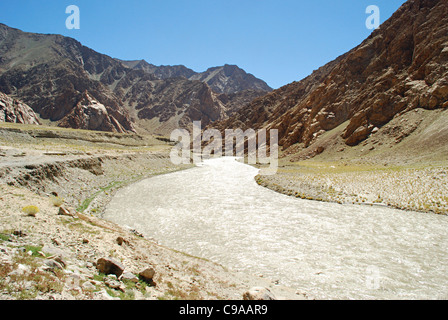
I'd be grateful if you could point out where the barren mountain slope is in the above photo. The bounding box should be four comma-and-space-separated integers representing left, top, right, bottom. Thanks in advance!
0, 24, 136, 133
211, 0, 448, 162
0, 24, 271, 135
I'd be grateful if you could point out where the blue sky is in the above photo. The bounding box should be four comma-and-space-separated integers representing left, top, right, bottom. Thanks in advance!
0, 0, 406, 89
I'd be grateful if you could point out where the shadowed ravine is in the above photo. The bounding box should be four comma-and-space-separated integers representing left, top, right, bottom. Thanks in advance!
104, 157, 448, 300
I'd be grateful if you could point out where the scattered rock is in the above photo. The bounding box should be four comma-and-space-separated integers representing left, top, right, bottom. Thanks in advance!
44, 259, 65, 270
116, 236, 129, 246
104, 274, 126, 292
96, 257, 125, 278
243, 287, 277, 301
58, 206, 76, 217
120, 272, 139, 283
139, 267, 156, 285
13, 230, 27, 237
130, 229, 144, 238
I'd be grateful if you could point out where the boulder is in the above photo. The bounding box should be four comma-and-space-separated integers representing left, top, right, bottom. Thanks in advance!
139, 267, 156, 285
96, 257, 125, 277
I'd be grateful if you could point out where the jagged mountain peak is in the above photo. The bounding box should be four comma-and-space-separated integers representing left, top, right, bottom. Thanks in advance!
189, 64, 272, 94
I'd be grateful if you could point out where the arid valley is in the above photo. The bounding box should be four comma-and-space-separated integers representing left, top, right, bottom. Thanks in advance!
1, 0, 448, 302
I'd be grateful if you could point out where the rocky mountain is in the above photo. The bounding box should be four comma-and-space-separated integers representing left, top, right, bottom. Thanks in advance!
190, 64, 272, 94
118, 59, 273, 95
0, 23, 271, 135
0, 91, 40, 125
211, 0, 448, 159
118, 59, 197, 80
189, 64, 272, 94
0, 23, 136, 133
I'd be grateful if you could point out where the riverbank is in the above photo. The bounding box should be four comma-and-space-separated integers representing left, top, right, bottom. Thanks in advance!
0, 124, 307, 300
255, 160, 448, 215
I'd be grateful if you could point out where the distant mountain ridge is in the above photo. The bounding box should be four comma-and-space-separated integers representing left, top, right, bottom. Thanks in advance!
118, 59, 272, 94
0, 23, 271, 134
118, 59, 197, 81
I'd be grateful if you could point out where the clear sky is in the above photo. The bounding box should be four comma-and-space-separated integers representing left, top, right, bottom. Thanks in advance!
0, 0, 407, 89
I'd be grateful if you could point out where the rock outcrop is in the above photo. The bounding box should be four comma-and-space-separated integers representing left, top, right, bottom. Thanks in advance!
0, 91, 40, 125
58, 92, 131, 133
211, 0, 448, 153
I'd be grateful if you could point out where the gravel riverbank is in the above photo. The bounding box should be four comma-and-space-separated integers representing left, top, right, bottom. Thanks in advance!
256, 162, 448, 215
0, 127, 306, 300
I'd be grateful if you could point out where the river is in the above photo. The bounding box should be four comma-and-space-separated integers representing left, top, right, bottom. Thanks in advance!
104, 157, 448, 299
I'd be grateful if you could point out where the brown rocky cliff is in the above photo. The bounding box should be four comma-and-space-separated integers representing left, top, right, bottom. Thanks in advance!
58, 91, 133, 133
211, 0, 448, 151
0, 91, 40, 125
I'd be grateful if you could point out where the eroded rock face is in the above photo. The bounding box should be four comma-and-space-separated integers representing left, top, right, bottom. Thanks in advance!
58, 92, 132, 133
0, 91, 40, 125
211, 0, 448, 149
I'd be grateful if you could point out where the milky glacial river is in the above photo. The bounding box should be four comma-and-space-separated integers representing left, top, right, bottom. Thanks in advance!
104, 157, 448, 299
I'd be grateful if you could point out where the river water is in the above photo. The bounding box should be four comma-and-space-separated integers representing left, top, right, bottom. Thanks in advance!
104, 157, 448, 300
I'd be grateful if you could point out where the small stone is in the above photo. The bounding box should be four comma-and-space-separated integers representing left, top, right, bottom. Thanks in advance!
116, 237, 126, 246
13, 230, 26, 237
44, 259, 64, 270
104, 275, 126, 292
54, 256, 67, 268
120, 272, 139, 283
139, 267, 156, 285
243, 287, 277, 301
58, 206, 76, 217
